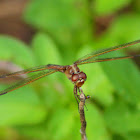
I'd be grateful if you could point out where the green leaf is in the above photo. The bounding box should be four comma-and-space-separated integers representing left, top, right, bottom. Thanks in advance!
0, 85, 47, 126
0, 103, 46, 126
24, 0, 92, 48
100, 51, 140, 104
86, 104, 111, 140
95, 0, 131, 15
46, 108, 76, 140
124, 131, 140, 140
31, 32, 64, 93
104, 101, 140, 133
0, 36, 48, 126
32, 32, 62, 65
104, 14, 140, 45
16, 124, 48, 140
0, 36, 35, 68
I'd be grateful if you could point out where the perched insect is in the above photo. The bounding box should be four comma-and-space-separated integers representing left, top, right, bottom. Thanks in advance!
0, 40, 140, 103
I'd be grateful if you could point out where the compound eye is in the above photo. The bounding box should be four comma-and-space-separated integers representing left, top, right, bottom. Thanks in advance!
79, 72, 87, 80
72, 74, 79, 82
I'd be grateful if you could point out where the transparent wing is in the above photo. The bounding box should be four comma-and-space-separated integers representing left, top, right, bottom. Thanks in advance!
0, 64, 64, 78
74, 40, 140, 65
77, 55, 140, 65
0, 69, 58, 95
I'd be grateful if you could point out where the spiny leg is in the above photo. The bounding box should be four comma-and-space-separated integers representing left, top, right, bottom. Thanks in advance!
78, 87, 90, 99
74, 85, 80, 105
79, 87, 90, 111
74, 86, 91, 111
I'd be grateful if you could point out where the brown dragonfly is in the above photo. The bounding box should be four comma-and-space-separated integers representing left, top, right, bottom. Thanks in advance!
0, 40, 140, 103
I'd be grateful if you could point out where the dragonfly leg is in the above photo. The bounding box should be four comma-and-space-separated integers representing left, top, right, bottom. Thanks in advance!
79, 87, 90, 99
78, 87, 90, 111
85, 95, 91, 99
74, 85, 79, 105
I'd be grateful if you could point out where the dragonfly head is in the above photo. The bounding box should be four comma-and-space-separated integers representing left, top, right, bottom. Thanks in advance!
71, 72, 87, 87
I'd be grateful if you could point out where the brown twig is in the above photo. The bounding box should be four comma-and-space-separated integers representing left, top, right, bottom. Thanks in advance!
79, 88, 87, 140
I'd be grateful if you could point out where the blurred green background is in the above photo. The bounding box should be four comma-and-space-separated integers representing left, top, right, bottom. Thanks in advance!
0, 0, 140, 140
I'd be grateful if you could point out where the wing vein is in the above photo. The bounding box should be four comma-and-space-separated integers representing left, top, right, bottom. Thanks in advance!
74, 40, 140, 65
0, 69, 58, 95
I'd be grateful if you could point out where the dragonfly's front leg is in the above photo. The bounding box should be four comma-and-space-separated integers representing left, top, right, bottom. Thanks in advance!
74, 85, 80, 104
78, 87, 90, 100
78, 87, 90, 111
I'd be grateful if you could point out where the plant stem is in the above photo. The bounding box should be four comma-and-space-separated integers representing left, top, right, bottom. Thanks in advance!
79, 89, 87, 140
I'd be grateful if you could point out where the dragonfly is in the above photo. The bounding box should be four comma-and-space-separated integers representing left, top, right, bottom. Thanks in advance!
0, 40, 140, 103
